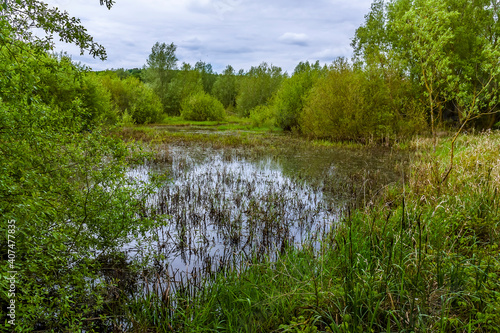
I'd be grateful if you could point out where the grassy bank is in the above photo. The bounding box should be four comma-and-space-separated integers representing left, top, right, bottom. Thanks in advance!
123, 130, 500, 332
117, 122, 376, 151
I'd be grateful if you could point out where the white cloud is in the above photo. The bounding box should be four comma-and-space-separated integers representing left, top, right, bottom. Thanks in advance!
43, 0, 373, 73
278, 32, 309, 46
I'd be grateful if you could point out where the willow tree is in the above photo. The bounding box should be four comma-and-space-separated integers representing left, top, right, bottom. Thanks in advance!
392, 0, 458, 145
143, 42, 178, 114
353, 0, 500, 129
353, 0, 500, 179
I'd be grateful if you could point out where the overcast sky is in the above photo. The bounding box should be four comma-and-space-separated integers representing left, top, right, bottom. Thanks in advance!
44, 0, 373, 74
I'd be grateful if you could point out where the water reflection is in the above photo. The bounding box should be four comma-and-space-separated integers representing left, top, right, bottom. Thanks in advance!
127, 146, 339, 277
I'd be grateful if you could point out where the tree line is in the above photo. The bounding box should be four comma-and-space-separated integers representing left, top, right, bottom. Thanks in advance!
106, 0, 500, 141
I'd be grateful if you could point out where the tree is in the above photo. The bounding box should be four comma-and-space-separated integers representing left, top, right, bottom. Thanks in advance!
393, 0, 458, 145
300, 59, 364, 140
354, 0, 500, 180
165, 62, 204, 115
299, 58, 423, 141
99, 72, 163, 124
236, 62, 286, 117
273, 61, 326, 131
0, 4, 165, 330
195, 60, 217, 94
353, 0, 500, 135
2, 0, 114, 59
352, 0, 392, 68
212, 65, 238, 109
143, 42, 178, 114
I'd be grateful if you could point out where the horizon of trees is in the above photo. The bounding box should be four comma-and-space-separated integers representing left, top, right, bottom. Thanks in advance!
103, 0, 500, 138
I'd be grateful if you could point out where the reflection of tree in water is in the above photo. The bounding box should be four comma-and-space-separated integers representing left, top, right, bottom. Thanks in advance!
126, 144, 409, 284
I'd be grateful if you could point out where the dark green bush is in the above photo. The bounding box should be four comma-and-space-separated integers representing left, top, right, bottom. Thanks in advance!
181, 91, 226, 121
99, 74, 163, 124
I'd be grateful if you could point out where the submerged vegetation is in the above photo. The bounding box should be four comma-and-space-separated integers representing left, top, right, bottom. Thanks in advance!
1, 0, 500, 332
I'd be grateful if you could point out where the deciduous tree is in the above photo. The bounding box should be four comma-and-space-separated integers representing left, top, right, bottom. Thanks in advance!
143, 42, 178, 114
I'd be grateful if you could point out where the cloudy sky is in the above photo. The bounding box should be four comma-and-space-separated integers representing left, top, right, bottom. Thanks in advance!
44, 0, 373, 74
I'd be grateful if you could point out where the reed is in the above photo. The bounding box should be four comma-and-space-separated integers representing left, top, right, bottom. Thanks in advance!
104, 131, 500, 332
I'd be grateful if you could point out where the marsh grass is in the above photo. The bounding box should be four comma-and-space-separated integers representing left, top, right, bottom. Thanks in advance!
107, 130, 499, 332
117, 124, 376, 151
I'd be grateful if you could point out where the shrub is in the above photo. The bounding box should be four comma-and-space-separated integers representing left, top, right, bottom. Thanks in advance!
300, 58, 426, 141
181, 91, 226, 121
99, 74, 163, 124
33, 54, 117, 126
300, 58, 365, 140
0, 34, 163, 330
81, 74, 118, 125
249, 105, 275, 127
273, 62, 326, 131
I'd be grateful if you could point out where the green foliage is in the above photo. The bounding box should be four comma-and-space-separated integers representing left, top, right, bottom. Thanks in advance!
212, 65, 238, 109
300, 58, 425, 141
99, 73, 163, 124
0, 47, 116, 127
165, 62, 204, 115
249, 105, 275, 128
273, 61, 327, 131
236, 62, 286, 117
143, 42, 178, 114
0, 21, 163, 331
194, 61, 217, 94
353, 0, 500, 131
2, 0, 112, 59
36, 54, 118, 125
181, 91, 226, 121
300, 59, 363, 140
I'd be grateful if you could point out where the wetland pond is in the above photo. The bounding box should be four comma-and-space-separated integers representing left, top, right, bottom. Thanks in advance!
122, 133, 410, 291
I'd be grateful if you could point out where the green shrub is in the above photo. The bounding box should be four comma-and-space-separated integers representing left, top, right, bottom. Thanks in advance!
30, 54, 117, 127
181, 91, 226, 121
300, 58, 426, 141
99, 74, 163, 124
273, 61, 326, 131
300, 58, 365, 140
249, 105, 275, 127
81, 74, 118, 125
0, 32, 163, 330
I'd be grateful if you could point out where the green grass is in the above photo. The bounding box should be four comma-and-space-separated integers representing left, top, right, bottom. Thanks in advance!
157, 115, 282, 133
117, 130, 500, 332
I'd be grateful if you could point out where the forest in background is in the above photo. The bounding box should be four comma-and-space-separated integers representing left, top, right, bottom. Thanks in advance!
1, 0, 500, 331
85, 0, 500, 143
2, 0, 496, 143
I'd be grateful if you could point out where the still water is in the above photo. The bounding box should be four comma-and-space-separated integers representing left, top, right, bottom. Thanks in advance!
125, 141, 407, 279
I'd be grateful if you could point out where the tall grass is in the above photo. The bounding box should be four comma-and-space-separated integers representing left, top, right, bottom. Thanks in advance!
119, 131, 500, 332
